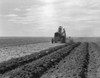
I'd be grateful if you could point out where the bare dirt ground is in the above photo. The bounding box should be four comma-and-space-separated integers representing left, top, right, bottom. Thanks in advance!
0, 43, 62, 63
0, 40, 100, 78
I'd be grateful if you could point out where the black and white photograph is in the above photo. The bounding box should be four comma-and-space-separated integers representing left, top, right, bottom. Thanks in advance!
0, 0, 100, 78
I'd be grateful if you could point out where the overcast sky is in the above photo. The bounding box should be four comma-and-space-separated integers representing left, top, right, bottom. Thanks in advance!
0, 0, 100, 37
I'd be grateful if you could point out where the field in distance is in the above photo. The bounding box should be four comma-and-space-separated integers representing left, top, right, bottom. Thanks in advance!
73, 37, 100, 42
0, 37, 62, 63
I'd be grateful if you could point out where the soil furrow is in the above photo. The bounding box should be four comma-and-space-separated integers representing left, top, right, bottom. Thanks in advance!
40, 42, 88, 78
79, 43, 89, 78
1, 43, 80, 78
0, 44, 68, 74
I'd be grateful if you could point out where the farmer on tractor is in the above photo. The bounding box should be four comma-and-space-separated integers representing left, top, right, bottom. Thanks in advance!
58, 26, 63, 33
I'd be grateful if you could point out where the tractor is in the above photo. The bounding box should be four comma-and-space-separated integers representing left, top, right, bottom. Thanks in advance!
51, 26, 74, 44
51, 26, 66, 43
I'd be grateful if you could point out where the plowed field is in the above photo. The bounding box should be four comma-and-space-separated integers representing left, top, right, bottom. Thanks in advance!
0, 42, 100, 78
